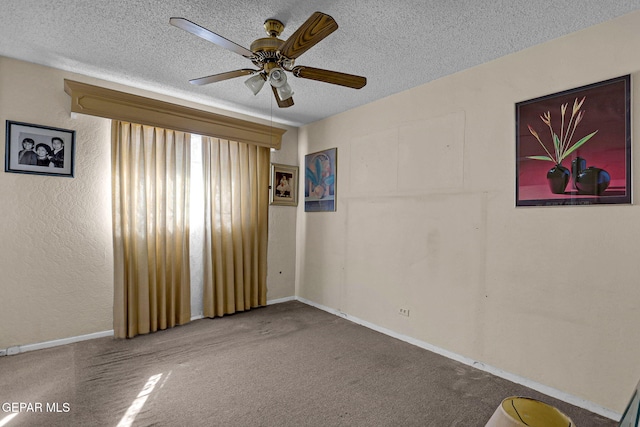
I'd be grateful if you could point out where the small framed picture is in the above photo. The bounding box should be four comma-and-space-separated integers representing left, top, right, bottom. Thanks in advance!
270, 163, 299, 206
304, 147, 337, 212
5, 120, 75, 178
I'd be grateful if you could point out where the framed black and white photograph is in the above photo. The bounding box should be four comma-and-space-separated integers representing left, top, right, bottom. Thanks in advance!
5, 120, 75, 177
270, 163, 299, 206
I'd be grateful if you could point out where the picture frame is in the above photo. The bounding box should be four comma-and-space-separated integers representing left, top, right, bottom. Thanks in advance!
5, 120, 76, 178
304, 147, 337, 212
270, 163, 299, 206
516, 75, 631, 206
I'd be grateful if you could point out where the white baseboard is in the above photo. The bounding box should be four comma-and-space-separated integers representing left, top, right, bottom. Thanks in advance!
267, 296, 296, 305
294, 296, 621, 421
1, 330, 114, 357
188, 296, 295, 321
0, 298, 297, 356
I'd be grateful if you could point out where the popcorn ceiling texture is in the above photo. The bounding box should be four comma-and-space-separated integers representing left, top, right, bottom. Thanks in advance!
0, 58, 114, 349
1, 1, 639, 127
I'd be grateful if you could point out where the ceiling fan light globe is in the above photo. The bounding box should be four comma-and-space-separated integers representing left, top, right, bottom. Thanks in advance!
244, 74, 265, 95
268, 68, 287, 88
276, 83, 294, 101
280, 58, 295, 71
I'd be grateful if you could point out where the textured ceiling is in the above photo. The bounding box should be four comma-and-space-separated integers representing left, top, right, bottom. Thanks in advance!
2, 1, 640, 127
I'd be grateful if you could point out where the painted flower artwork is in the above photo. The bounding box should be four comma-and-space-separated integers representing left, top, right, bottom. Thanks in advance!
305, 148, 337, 212
515, 76, 631, 206
526, 97, 598, 166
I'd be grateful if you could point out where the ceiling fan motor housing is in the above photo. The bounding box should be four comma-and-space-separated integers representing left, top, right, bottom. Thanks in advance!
250, 37, 284, 70
250, 19, 297, 73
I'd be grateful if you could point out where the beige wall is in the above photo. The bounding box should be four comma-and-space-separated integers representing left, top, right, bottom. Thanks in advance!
0, 56, 298, 350
268, 143, 299, 301
296, 11, 640, 413
0, 58, 113, 350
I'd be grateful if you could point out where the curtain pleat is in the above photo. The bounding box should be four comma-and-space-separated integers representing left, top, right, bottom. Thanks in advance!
112, 121, 191, 338
202, 137, 269, 318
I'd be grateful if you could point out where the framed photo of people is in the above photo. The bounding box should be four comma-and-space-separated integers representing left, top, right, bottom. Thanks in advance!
5, 120, 76, 178
270, 163, 299, 206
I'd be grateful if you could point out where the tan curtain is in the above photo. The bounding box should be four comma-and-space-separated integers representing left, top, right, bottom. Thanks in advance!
201, 137, 270, 317
112, 121, 191, 338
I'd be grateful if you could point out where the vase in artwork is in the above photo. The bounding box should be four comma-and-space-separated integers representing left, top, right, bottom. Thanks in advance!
547, 164, 570, 194
571, 157, 610, 195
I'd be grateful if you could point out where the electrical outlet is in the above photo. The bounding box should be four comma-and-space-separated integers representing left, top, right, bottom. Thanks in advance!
399, 307, 410, 317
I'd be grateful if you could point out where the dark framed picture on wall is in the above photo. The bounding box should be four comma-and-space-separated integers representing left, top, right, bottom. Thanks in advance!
270, 163, 299, 206
305, 147, 337, 212
5, 120, 75, 177
516, 75, 631, 206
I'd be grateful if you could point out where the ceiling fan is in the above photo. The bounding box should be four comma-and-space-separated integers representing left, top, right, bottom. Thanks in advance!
169, 11, 367, 108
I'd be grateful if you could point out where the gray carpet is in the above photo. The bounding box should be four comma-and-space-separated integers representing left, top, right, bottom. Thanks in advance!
0, 301, 616, 426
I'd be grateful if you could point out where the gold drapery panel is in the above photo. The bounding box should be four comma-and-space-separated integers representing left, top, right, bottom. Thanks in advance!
112, 121, 191, 338
201, 137, 270, 317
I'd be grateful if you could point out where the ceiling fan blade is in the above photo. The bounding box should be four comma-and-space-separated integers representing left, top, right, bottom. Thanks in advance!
170, 17, 254, 58
292, 66, 367, 89
189, 69, 258, 86
271, 85, 294, 108
279, 12, 338, 59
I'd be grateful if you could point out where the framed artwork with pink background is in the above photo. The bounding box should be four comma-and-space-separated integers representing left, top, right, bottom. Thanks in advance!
516, 75, 631, 206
